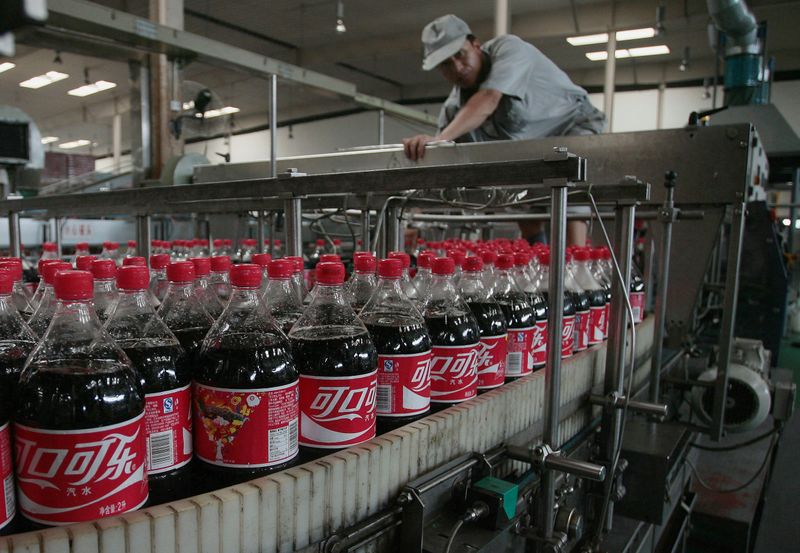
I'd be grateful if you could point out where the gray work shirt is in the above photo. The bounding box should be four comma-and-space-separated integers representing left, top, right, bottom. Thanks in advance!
438, 35, 605, 141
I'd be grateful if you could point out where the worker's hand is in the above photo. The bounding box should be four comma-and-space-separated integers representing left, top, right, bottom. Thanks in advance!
403, 134, 437, 161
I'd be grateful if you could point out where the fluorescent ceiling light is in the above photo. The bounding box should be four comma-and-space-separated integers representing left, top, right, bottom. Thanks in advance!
67, 80, 116, 97
0, 62, 15, 74
615, 27, 657, 41
58, 139, 90, 149
40, 136, 59, 144
196, 106, 240, 118
568, 27, 657, 46
567, 33, 608, 46
586, 45, 670, 61
19, 71, 69, 89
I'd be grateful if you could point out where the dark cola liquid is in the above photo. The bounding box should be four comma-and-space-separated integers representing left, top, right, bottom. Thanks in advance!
0, 341, 34, 534
123, 343, 192, 504
467, 302, 507, 338
15, 362, 144, 529
172, 326, 211, 366
194, 335, 297, 486
425, 312, 480, 411
290, 328, 377, 459
495, 292, 535, 382
365, 318, 432, 433
528, 292, 548, 322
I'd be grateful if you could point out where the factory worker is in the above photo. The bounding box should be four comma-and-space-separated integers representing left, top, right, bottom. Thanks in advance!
403, 14, 605, 244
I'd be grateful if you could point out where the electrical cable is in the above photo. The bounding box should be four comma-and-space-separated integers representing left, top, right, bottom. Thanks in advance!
442, 519, 465, 553
689, 427, 778, 452
685, 432, 780, 494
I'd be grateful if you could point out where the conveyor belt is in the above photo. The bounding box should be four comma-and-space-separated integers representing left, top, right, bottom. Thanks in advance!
3, 318, 654, 553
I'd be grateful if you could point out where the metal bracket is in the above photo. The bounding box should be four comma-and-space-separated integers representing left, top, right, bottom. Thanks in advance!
398, 487, 425, 553
277, 168, 307, 179
506, 444, 606, 482
588, 392, 669, 420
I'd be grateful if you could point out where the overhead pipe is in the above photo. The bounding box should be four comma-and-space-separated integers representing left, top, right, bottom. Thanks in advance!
706, 0, 758, 54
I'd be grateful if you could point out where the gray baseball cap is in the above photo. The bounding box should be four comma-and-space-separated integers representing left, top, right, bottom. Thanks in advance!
421, 14, 472, 71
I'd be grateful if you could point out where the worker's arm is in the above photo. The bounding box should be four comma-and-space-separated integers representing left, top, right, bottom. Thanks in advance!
403, 88, 503, 160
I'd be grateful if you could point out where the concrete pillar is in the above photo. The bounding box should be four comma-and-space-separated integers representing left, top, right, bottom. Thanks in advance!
494, 0, 509, 37
112, 111, 122, 173
149, 0, 184, 179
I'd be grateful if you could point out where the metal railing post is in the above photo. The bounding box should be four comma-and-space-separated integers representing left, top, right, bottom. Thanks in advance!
284, 198, 302, 257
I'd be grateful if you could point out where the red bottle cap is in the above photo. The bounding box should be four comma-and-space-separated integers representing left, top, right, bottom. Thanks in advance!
354, 255, 376, 273
447, 249, 466, 267
496, 254, 514, 270
167, 261, 195, 283
480, 250, 497, 265
267, 259, 293, 279
572, 247, 590, 262
539, 252, 550, 266
55, 270, 93, 301
123, 256, 147, 267
417, 251, 435, 269
0, 259, 22, 281
432, 257, 455, 276
463, 257, 483, 272
0, 270, 13, 295
378, 258, 402, 279
333, 239, 341, 245
388, 251, 410, 269
191, 257, 212, 277
127, 240, 137, 248
42, 242, 57, 252
224, 239, 233, 246
285, 256, 304, 273
320, 254, 341, 264
76, 242, 89, 250
75, 255, 97, 271
213, 239, 224, 247
90, 259, 117, 279
150, 253, 171, 270
43, 261, 72, 284
514, 252, 531, 266
316, 262, 345, 285
417, 238, 425, 244
230, 263, 262, 288
252, 253, 272, 267
116, 266, 149, 291
315, 239, 326, 246
107, 241, 119, 250
273, 239, 281, 246
210, 255, 231, 272
38, 258, 59, 273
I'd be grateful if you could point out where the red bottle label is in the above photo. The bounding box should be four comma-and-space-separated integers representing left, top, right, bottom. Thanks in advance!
299, 372, 377, 448
14, 414, 148, 525
376, 351, 433, 416
589, 306, 605, 345
145, 385, 192, 474
531, 320, 547, 368
603, 303, 611, 339
630, 291, 645, 323
194, 382, 299, 467
430, 344, 479, 403
475, 334, 507, 389
561, 315, 576, 358
0, 422, 14, 530
506, 327, 535, 378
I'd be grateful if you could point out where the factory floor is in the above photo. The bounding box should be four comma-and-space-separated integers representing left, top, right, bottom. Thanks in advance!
751, 334, 800, 553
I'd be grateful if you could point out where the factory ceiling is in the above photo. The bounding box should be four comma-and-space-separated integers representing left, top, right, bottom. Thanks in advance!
0, 0, 798, 157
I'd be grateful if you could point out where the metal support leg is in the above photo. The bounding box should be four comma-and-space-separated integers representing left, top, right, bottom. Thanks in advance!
257, 211, 266, 254
386, 206, 401, 253
538, 184, 568, 547
597, 201, 636, 535
8, 213, 20, 258
269, 74, 278, 180
54, 218, 62, 259
710, 202, 747, 440
651, 171, 677, 403
378, 110, 385, 145
360, 209, 371, 253
284, 197, 302, 257
137, 215, 152, 261
269, 212, 277, 257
